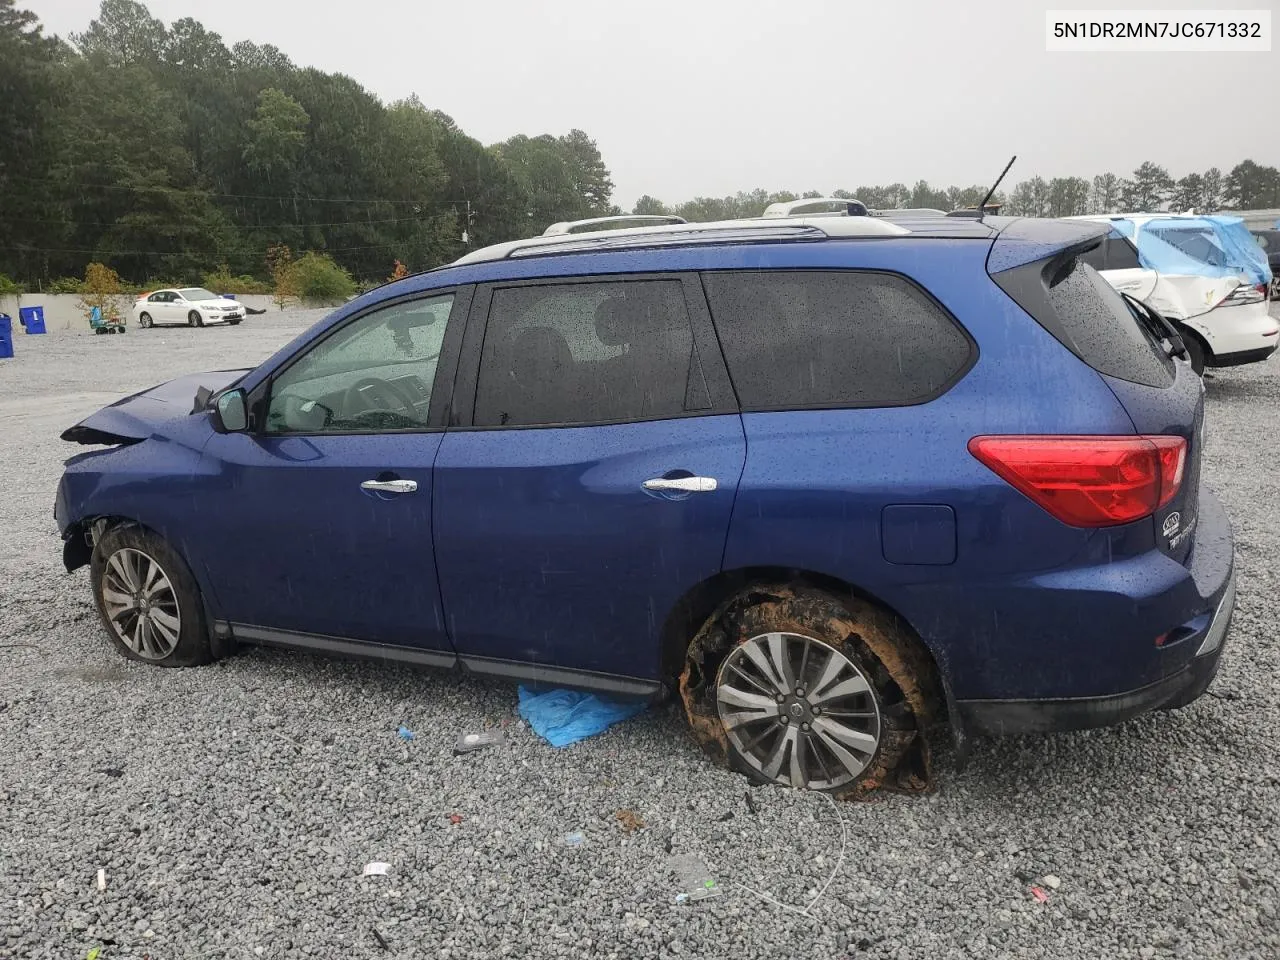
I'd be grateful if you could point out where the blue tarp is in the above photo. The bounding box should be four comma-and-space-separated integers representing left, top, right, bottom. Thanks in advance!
1129, 215, 1272, 287
517, 686, 647, 748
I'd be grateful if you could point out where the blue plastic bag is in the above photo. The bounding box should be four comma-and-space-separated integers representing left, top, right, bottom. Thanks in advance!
517, 686, 647, 748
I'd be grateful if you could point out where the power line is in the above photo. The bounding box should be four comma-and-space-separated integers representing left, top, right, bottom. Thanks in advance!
2, 173, 476, 206
3, 213, 456, 230
0, 240, 425, 256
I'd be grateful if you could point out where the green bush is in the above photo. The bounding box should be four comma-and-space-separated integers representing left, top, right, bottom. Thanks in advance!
0, 273, 25, 296
46, 277, 85, 294
202, 266, 272, 295
288, 252, 355, 304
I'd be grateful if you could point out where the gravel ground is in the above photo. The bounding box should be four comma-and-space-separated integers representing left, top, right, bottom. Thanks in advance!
2, 309, 1279, 960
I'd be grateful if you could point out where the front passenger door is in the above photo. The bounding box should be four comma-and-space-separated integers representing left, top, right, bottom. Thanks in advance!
198, 291, 466, 656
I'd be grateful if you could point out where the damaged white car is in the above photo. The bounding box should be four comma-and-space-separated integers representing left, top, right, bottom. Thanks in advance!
1072, 214, 1276, 373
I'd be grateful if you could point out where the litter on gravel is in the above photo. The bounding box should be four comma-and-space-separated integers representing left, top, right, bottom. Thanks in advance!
667, 854, 723, 902
453, 730, 501, 754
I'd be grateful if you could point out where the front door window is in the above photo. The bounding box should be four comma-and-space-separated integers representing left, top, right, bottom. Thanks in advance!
266, 295, 454, 433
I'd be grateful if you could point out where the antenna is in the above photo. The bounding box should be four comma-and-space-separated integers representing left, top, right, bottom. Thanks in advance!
975, 155, 1016, 222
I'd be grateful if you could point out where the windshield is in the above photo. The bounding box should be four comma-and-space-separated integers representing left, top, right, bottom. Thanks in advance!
178, 287, 218, 301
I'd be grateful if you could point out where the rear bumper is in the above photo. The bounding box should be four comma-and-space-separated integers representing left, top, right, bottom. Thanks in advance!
946, 485, 1235, 735
1208, 343, 1277, 368
957, 565, 1235, 735
1185, 300, 1278, 363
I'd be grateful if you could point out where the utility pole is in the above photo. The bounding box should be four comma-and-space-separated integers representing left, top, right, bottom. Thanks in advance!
461, 200, 475, 247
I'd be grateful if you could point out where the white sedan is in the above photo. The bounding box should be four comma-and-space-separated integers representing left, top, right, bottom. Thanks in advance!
133, 288, 245, 329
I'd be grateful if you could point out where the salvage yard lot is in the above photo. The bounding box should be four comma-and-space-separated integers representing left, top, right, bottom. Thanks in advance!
2, 310, 1279, 959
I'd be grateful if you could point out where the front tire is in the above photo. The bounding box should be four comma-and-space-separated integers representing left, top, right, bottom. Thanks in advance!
90, 525, 214, 667
680, 586, 935, 798
188, 310, 203, 328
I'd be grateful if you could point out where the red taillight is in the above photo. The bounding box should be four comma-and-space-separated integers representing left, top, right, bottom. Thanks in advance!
968, 435, 1188, 528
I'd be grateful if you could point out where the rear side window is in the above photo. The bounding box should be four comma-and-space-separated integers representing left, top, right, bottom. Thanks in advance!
993, 254, 1173, 387
701, 270, 973, 410
1077, 234, 1141, 272
474, 279, 708, 427
1104, 236, 1141, 270
1077, 244, 1107, 272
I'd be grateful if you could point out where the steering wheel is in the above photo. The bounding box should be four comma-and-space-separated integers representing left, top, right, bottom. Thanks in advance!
342, 377, 418, 420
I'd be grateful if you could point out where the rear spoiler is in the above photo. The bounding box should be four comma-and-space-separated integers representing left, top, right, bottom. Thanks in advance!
987, 218, 1110, 276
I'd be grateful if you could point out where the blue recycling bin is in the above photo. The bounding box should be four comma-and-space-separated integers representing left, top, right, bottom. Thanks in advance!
0, 314, 13, 358
18, 305, 46, 334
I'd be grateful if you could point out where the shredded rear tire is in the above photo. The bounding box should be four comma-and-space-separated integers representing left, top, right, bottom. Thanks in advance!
680, 584, 938, 799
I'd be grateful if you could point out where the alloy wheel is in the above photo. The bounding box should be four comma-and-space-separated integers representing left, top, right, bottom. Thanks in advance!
100, 547, 182, 660
715, 631, 881, 791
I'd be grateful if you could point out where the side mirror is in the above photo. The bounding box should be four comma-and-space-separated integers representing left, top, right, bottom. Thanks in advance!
212, 389, 248, 433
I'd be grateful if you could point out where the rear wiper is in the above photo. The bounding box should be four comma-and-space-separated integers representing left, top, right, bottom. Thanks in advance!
1122, 293, 1187, 360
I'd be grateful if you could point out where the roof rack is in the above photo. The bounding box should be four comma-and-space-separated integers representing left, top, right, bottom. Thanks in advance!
542, 214, 688, 236
761, 197, 870, 218
872, 207, 948, 218
454, 216, 909, 265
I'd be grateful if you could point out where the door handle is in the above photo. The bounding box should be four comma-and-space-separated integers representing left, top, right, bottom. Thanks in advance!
360, 479, 418, 494
642, 476, 717, 493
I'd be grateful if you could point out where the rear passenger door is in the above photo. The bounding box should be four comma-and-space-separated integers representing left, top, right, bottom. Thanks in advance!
152, 291, 177, 324
433, 274, 743, 689
1098, 234, 1157, 301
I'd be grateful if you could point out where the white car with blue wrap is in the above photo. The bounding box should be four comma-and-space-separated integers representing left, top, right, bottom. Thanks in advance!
1072, 214, 1276, 373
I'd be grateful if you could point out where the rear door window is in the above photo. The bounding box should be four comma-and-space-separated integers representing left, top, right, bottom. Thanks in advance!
700, 270, 974, 410
473, 279, 708, 427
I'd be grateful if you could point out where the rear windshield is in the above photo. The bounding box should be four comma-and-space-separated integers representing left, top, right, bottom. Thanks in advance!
992, 250, 1174, 388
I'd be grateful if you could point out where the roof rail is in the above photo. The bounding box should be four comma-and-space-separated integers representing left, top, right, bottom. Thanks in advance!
542, 214, 688, 236
454, 216, 909, 266
872, 207, 948, 218
761, 197, 870, 218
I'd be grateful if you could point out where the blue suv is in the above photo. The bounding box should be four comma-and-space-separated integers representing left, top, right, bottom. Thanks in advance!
55, 213, 1236, 798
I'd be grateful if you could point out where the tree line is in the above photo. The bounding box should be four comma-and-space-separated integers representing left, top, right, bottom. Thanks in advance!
0, 0, 616, 288
633, 159, 1280, 223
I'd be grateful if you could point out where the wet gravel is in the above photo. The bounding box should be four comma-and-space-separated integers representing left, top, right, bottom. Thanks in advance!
1, 309, 1279, 959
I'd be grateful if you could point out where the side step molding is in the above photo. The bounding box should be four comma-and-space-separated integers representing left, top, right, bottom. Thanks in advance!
220, 622, 664, 699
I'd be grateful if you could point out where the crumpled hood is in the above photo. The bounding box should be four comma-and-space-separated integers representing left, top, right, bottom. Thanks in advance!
61, 369, 250, 445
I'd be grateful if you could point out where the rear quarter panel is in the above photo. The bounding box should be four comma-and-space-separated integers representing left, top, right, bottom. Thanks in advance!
716, 240, 1148, 700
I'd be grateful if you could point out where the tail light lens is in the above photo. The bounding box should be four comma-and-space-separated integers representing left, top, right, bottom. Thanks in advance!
1219, 283, 1266, 307
969, 435, 1188, 527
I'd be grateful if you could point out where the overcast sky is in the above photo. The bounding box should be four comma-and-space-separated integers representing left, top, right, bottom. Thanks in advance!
26, 0, 1278, 208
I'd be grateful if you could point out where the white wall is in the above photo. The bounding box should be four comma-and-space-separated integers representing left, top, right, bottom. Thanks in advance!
0, 294, 278, 333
